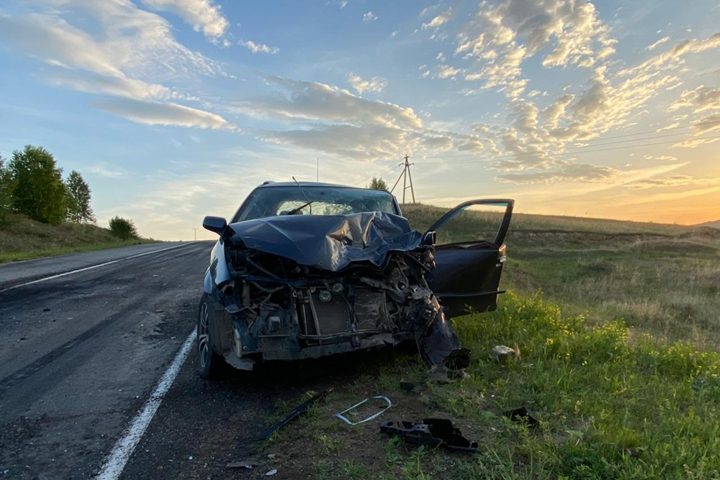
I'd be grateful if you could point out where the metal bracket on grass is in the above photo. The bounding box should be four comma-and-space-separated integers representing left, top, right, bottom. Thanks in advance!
335, 396, 392, 425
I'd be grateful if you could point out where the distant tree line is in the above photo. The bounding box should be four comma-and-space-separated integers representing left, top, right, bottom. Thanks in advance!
0, 145, 94, 225
0, 145, 137, 239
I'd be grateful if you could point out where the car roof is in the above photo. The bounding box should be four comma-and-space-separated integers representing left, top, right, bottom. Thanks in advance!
256, 181, 373, 189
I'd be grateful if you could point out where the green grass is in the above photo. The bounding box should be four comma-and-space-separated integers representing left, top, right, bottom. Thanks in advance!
401, 203, 697, 237
263, 204, 720, 479
0, 213, 156, 263
268, 294, 720, 479
404, 203, 720, 348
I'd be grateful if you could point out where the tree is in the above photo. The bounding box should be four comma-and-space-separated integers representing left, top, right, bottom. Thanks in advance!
0, 154, 13, 222
9, 145, 68, 225
109, 217, 138, 239
368, 177, 389, 191
66, 170, 95, 223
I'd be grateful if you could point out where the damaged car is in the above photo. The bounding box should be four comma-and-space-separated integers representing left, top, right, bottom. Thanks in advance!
197, 181, 513, 377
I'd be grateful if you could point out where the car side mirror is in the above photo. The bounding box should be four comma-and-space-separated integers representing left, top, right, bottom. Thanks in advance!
422, 231, 436, 246
203, 216, 227, 235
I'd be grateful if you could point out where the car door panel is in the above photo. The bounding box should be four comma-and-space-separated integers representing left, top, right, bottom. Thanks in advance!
426, 200, 513, 318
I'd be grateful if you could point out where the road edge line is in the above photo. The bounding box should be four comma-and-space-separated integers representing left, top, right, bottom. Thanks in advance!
95, 329, 197, 480
0, 243, 193, 293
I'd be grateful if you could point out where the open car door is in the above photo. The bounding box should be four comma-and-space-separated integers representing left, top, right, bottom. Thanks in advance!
425, 199, 514, 319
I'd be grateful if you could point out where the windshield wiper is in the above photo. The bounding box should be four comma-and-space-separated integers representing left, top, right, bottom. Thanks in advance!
291, 176, 313, 215
283, 200, 315, 215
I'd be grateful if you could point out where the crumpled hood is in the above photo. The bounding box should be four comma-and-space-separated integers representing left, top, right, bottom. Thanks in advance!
228, 212, 422, 272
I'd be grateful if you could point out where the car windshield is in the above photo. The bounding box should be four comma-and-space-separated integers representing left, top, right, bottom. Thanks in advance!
234, 186, 397, 221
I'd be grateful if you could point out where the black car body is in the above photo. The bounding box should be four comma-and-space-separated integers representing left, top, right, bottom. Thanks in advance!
197, 181, 513, 376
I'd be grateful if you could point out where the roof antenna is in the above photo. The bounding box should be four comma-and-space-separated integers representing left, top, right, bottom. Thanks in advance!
292, 176, 312, 214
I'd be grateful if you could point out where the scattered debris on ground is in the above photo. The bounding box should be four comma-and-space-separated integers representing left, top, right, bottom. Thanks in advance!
505, 407, 539, 428
335, 396, 392, 425
492, 344, 520, 363
260, 389, 333, 439
380, 418, 478, 452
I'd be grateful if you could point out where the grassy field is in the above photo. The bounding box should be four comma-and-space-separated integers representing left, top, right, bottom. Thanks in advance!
257, 203, 720, 479
0, 213, 156, 263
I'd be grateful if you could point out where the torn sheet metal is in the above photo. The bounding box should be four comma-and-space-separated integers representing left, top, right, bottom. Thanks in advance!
260, 389, 333, 439
228, 212, 422, 272
335, 396, 392, 425
380, 418, 478, 452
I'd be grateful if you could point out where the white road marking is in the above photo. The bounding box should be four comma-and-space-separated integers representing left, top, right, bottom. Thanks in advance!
0, 243, 193, 293
95, 329, 197, 480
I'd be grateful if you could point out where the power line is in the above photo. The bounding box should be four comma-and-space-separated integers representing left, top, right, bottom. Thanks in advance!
418, 119, 720, 161
416, 135, 720, 166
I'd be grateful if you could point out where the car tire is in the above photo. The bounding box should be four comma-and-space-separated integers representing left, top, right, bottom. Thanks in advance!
197, 297, 225, 379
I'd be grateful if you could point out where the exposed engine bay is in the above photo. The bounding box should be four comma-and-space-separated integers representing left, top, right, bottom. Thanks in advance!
207, 212, 461, 371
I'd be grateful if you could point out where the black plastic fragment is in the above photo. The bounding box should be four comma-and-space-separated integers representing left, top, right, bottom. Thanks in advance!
380, 418, 478, 452
443, 348, 471, 370
505, 407, 539, 428
260, 389, 333, 439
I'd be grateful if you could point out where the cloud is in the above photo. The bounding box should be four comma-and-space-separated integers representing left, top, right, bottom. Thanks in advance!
239, 40, 280, 54
96, 98, 237, 130
646, 36, 670, 51
496, 161, 618, 184
0, 2, 234, 131
235, 76, 422, 129
257, 124, 407, 160
422, 7, 453, 30
43, 71, 174, 100
626, 175, 720, 190
140, 0, 229, 39
363, 11, 377, 22
87, 162, 131, 178
347, 74, 387, 95
436, 64, 462, 79
670, 85, 720, 113
0, 4, 223, 79
693, 114, 720, 134
454, 0, 616, 98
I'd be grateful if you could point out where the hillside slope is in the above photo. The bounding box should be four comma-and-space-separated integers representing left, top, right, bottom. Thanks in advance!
698, 220, 720, 229
0, 213, 155, 262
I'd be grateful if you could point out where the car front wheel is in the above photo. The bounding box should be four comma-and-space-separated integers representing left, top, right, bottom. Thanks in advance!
197, 298, 224, 379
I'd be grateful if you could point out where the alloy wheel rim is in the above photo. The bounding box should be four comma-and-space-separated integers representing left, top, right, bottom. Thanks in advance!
198, 302, 210, 368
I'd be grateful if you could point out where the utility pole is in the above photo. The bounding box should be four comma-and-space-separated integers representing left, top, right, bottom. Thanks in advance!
316, 157, 319, 182
192, 228, 198, 241
390, 154, 416, 204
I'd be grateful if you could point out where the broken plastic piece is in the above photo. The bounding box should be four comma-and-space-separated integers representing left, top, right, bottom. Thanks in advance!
380, 418, 478, 452
260, 389, 333, 439
443, 348, 471, 370
335, 396, 392, 425
505, 407, 539, 428
492, 345, 519, 363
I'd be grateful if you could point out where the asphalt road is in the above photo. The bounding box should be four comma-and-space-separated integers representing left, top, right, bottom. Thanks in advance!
0, 241, 389, 480
0, 242, 211, 479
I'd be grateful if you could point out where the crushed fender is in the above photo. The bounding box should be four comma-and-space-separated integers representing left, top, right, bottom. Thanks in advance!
380, 418, 478, 452
260, 389, 333, 439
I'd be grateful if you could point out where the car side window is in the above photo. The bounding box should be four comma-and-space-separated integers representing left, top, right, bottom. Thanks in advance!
434, 204, 507, 246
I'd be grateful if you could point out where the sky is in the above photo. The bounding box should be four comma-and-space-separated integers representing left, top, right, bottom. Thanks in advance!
0, 0, 719, 240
